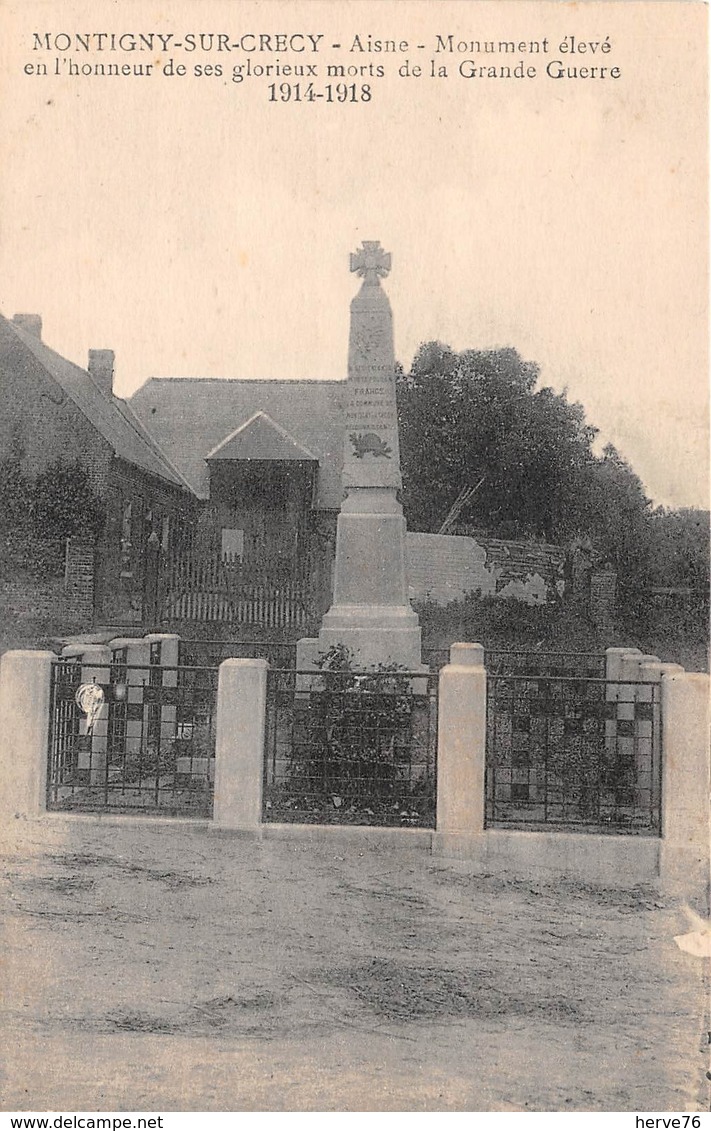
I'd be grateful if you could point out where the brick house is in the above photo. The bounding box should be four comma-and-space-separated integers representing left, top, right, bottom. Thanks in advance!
0, 313, 195, 623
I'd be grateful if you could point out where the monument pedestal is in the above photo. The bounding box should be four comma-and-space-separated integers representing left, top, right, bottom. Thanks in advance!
309, 486, 421, 669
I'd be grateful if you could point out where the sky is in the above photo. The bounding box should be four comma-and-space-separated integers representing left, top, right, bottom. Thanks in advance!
0, 0, 708, 509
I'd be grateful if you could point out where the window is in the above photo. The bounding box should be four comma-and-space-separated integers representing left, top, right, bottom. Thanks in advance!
221, 528, 244, 562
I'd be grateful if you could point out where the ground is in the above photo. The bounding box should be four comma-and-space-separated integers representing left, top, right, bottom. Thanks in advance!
1, 817, 708, 1112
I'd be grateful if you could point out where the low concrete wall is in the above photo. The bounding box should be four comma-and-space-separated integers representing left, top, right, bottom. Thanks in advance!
2, 640, 707, 902
433, 829, 660, 888
259, 823, 433, 850
405, 531, 564, 606
433, 644, 709, 898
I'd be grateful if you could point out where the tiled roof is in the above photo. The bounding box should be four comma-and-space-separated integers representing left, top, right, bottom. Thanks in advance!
2, 316, 191, 492
129, 377, 346, 507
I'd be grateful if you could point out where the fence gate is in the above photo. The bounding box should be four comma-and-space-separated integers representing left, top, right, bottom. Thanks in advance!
485, 673, 661, 835
47, 659, 218, 817
263, 667, 439, 828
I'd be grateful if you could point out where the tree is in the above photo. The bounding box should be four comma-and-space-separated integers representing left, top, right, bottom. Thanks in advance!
646, 507, 710, 590
573, 444, 654, 601
396, 343, 656, 598
397, 343, 598, 540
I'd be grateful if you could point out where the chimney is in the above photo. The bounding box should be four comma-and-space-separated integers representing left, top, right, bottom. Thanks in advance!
13, 313, 42, 339
88, 349, 115, 396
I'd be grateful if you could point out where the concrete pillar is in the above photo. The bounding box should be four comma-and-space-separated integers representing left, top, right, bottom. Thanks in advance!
0, 650, 54, 818
605, 646, 641, 686
295, 637, 322, 693
144, 632, 180, 669
450, 642, 484, 667
660, 671, 710, 899
603, 649, 640, 799
435, 643, 487, 842
213, 658, 268, 830
639, 660, 683, 824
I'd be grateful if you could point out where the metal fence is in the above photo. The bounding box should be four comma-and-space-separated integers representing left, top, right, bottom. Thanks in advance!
47, 659, 218, 817
486, 674, 662, 835
485, 651, 606, 678
167, 642, 605, 680
421, 648, 606, 677
178, 638, 298, 670
263, 667, 438, 827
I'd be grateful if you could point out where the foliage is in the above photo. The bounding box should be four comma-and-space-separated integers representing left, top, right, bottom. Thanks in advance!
415, 591, 708, 673
645, 507, 709, 590
0, 454, 104, 538
0, 454, 105, 579
396, 343, 661, 601
31, 460, 105, 539
573, 444, 655, 604
274, 645, 435, 825
416, 594, 599, 651
396, 343, 598, 540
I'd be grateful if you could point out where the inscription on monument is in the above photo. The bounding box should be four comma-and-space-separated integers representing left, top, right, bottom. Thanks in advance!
343, 241, 401, 486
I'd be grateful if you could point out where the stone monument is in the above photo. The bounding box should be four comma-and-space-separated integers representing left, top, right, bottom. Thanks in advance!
298, 241, 422, 669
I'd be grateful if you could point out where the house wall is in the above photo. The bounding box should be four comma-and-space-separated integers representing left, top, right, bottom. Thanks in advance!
204, 461, 315, 569
0, 323, 113, 492
97, 459, 195, 624
0, 536, 97, 635
0, 569, 67, 625
0, 332, 194, 625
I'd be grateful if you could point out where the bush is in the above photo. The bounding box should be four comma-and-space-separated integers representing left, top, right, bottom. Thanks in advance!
0, 455, 105, 582
274, 645, 435, 825
415, 593, 597, 652
0, 455, 104, 542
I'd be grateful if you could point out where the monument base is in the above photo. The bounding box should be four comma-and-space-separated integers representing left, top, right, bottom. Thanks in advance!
309, 485, 422, 670
298, 604, 422, 671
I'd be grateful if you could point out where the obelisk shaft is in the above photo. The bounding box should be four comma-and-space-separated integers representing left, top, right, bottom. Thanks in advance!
343, 266, 401, 491
314, 241, 422, 669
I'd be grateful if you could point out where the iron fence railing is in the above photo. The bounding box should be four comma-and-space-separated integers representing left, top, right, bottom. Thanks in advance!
47, 660, 218, 817
263, 668, 438, 827
485, 674, 661, 835
178, 638, 298, 670
485, 651, 606, 678
167, 643, 605, 679
421, 648, 606, 677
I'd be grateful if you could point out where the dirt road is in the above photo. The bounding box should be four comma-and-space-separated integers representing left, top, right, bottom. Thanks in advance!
1, 817, 708, 1111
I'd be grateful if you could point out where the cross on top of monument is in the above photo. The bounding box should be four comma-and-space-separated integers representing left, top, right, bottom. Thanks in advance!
350, 240, 391, 285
